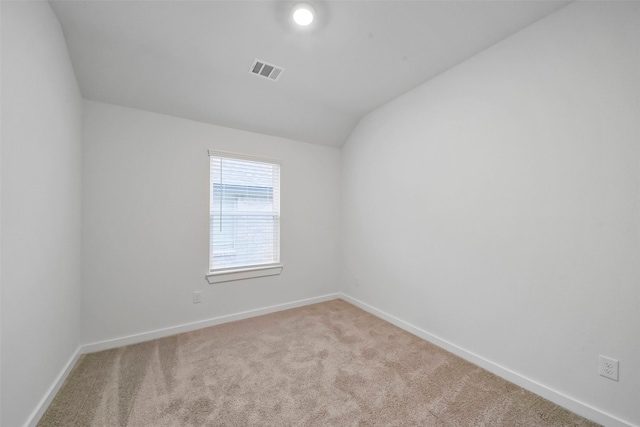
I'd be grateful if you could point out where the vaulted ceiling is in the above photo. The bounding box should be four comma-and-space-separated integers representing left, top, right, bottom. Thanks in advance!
50, 0, 570, 147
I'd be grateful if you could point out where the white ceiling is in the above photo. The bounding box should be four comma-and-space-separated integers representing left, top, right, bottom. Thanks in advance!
50, 0, 570, 147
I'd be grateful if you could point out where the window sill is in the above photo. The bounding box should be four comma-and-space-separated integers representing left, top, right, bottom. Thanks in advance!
206, 264, 283, 284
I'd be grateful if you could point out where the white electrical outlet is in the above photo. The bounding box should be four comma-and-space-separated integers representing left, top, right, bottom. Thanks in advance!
193, 291, 202, 304
599, 355, 619, 381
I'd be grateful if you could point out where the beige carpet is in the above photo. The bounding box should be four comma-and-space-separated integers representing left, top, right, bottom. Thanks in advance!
39, 299, 599, 426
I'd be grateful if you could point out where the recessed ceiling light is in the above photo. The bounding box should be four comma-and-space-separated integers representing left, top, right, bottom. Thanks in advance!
292, 3, 315, 26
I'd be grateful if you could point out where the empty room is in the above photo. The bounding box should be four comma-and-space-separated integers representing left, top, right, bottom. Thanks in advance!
1, 0, 639, 426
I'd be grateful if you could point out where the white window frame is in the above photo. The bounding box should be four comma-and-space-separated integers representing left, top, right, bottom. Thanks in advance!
206, 150, 283, 284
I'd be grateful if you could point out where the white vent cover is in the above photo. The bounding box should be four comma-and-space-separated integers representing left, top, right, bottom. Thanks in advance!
249, 59, 285, 81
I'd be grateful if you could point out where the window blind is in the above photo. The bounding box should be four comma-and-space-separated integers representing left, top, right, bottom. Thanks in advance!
209, 151, 280, 272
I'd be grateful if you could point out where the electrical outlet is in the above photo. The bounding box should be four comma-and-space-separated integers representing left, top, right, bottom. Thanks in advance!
599, 355, 619, 381
193, 291, 202, 304
355, 276, 360, 287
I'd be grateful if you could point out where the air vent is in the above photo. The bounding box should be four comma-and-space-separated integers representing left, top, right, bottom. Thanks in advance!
249, 59, 285, 81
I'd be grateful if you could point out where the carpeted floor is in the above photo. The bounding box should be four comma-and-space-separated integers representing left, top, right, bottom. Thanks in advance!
38, 299, 600, 426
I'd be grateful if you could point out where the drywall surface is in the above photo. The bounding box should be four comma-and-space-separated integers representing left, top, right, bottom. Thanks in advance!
82, 101, 340, 344
1, 2, 83, 426
341, 1, 639, 425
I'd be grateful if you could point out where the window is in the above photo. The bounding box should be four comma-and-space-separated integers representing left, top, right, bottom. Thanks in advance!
206, 150, 282, 283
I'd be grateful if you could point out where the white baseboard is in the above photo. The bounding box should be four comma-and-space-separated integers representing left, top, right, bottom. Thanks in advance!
338, 293, 636, 427
81, 293, 341, 354
25, 346, 83, 427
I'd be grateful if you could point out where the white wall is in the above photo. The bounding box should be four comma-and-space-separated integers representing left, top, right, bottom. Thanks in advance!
82, 101, 340, 344
341, 2, 639, 425
1, 2, 83, 426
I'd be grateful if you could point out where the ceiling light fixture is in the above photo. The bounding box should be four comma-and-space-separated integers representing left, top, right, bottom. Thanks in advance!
292, 3, 315, 26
